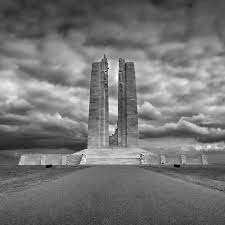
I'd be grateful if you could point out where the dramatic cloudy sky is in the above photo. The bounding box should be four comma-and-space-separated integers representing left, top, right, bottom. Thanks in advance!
1, 0, 225, 150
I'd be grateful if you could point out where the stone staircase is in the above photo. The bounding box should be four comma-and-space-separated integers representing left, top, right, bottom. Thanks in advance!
73, 148, 152, 165
86, 157, 140, 165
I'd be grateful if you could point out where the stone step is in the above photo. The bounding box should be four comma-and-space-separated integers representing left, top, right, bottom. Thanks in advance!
84, 154, 141, 158
77, 148, 150, 154
85, 157, 140, 165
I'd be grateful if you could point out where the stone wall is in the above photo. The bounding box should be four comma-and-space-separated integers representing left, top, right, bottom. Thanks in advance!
18, 153, 208, 166
88, 62, 101, 148
139, 154, 208, 166
159, 154, 208, 166
18, 154, 41, 165
99, 55, 109, 147
117, 59, 139, 148
65, 155, 82, 166
126, 62, 139, 147
18, 154, 82, 166
145, 155, 160, 165
88, 55, 109, 149
164, 155, 181, 165
45, 154, 63, 165
109, 128, 118, 146
118, 58, 126, 147
185, 155, 203, 165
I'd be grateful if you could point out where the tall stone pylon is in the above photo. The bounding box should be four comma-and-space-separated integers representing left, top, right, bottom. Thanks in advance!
118, 58, 139, 147
88, 55, 109, 148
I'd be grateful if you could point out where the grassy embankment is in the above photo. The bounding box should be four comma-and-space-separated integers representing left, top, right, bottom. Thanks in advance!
0, 165, 88, 195
142, 165, 225, 193
0, 150, 87, 195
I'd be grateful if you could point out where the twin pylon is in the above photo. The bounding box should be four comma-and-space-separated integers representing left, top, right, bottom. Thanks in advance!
88, 55, 139, 149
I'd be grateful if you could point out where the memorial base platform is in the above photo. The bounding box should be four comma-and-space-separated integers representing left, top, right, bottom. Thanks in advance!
73, 148, 153, 165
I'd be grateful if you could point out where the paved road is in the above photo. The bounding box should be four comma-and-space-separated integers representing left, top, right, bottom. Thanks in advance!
0, 166, 225, 225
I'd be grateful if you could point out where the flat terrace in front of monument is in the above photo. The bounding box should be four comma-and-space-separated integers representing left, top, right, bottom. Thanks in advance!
18, 56, 208, 166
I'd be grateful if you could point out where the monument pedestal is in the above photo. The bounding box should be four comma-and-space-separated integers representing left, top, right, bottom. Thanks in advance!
73, 148, 153, 165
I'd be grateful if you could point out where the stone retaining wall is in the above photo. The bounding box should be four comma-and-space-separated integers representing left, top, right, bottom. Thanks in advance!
18, 154, 82, 166
18, 153, 208, 166
158, 154, 208, 166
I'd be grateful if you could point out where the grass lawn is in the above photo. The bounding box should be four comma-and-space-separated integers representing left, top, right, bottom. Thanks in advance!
141, 165, 225, 193
0, 165, 88, 195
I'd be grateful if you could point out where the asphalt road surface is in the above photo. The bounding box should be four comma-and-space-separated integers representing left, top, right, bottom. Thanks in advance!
1, 166, 225, 225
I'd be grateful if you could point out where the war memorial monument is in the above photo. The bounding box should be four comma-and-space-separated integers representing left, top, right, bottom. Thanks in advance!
88, 55, 139, 149
19, 56, 208, 166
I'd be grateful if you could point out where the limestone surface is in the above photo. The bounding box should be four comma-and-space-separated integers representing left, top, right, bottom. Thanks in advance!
117, 59, 139, 148
88, 55, 109, 148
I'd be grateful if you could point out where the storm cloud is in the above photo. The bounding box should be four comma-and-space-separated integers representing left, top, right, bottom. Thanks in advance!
1, 0, 225, 149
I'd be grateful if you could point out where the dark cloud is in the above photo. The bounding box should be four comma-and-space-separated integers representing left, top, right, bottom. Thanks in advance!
0, 111, 87, 150
0, 0, 91, 38
150, 0, 166, 6
149, 0, 195, 9
139, 118, 225, 142
84, 37, 146, 50
18, 63, 85, 87
5, 99, 33, 115
197, 133, 225, 143
0, 114, 29, 126
1, 0, 225, 149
